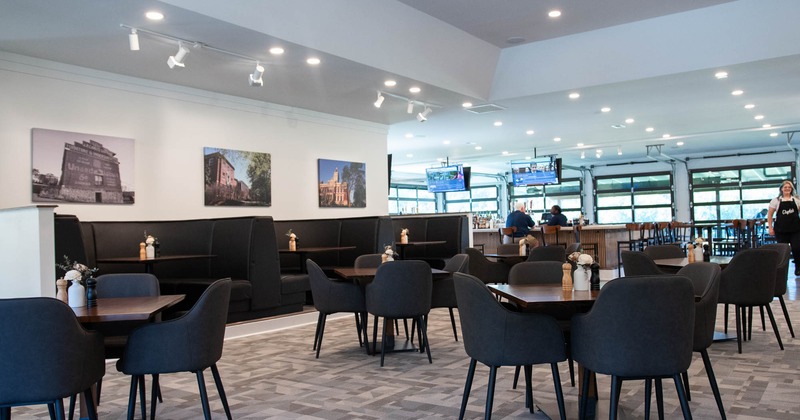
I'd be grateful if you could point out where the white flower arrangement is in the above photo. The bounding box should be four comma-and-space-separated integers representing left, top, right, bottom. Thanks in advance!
384, 245, 394, 256
56, 255, 98, 286
568, 252, 594, 267
694, 237, 705, 245
144, 230, 157, 245
401, 228, 409, 236
285, 229, 298, 240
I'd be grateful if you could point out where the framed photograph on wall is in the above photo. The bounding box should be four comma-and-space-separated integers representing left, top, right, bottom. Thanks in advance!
318, 158, 366, 208
31, 128, 135, 204
204, 147, 271, 206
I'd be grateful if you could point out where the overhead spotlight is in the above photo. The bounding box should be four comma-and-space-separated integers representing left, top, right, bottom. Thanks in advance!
407, 101, 414, 114
167, 42, 190, 69
416, 106, 432, 122
617, 146, 622, 155
374, 92, 385, 108
580, 151, 586, 159
249, 63, 264, 87
128, 28, 140, 51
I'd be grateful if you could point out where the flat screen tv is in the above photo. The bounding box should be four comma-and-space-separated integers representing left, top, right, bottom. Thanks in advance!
511, 157, 560, 186
426, 164, 466, 192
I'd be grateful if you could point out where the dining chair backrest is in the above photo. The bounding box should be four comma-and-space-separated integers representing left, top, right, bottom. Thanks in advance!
759, 243, 790, 296
500, 227, 516, 243
643, 244, 685, 260
565, 242, 582, 255
354, 253, 383, 268
0, 297, 105, 408
676, 262, 721, 351
442, 253, 469, 273
526, 245, 566, 262
571, 275, 695, 377
718, 248, 779, 305
307, 259, 365, 315
621, 251, 663, 276
96, 273, 160, 298
366, 260, 432, 319
465, 247, 510, 284
508, 261, 563, 285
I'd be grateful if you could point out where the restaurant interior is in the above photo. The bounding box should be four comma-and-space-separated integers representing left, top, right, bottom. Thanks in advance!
1, 1, 799, 419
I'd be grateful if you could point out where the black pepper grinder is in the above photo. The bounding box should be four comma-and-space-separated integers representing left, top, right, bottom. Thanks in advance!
154, 238, 161, 258
590, 262, 601, 291
703, 244, 710, 262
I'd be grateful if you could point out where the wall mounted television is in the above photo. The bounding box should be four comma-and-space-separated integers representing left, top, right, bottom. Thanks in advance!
510, 157, 560, 186
426, 164, 466, 192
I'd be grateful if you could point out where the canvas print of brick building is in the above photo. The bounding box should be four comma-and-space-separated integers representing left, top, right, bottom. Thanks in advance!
204, 147, 271, 206
318, 158, 366, 208
31, 128, 134, 204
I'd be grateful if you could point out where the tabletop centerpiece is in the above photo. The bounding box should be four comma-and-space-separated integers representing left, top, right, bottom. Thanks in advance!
382, 245, 395, 263
568, 251, 593, 291
56, 255, 99, 308
400, 228, 409, 244
144, 231, 158, 260
286, 229, 298, 252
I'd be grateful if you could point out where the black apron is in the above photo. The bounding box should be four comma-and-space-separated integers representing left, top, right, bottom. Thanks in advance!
774, 199, 800, 233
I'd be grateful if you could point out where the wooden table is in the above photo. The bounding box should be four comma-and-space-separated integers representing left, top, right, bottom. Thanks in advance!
653, 256, 733, 273
279, 246, 357, 273
96, 255, 216, 274
393, 240, 447, 260
72, 295, 186, 323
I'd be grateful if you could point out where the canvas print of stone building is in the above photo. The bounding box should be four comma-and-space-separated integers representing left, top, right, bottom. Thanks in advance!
204, 147, 271, 206
31, 128, 134, 204
318, 158, 366, 208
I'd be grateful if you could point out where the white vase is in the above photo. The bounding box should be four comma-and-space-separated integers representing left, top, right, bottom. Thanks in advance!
573, 267, 590, 291
68, 280, 86, 308
146, 244, 155, 259
693, 247, 703, 263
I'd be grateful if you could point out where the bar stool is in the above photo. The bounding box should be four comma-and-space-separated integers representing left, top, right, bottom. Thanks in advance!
573, 224, 598, 260
617, 223, 643, 272
499, 227, 516, 245
541, 224, 563, 247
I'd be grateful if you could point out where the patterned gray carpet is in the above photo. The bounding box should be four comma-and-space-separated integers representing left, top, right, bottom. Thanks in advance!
11, 300, 800, 419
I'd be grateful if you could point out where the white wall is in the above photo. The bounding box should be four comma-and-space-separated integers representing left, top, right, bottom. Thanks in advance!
0, 52, 389, 221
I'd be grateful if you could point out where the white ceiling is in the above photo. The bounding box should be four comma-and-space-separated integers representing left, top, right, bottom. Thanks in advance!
1, 0, 799, 181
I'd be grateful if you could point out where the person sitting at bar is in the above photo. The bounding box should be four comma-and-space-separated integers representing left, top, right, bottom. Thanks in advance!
547, 205, 569, 227
506, 201, 534, 238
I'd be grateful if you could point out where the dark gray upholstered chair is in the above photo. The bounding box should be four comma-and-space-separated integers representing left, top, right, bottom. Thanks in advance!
643, 244, 685, 260
526, 245, 566, 262
366, 260, 433, 367
307, 259, 369, 358
718, 248, 782, 353
430, 254, 469, 341
508, 261, 576, 388
453, 273, 567, 420
674, 262, 726, 419
0, 298, 105, 420
116, 278, 232, 420
621, 250, 664, 276
465, 247, 510, 284
571, 276, 696, 420
354, 253, 382, 268
565, 242, 582, 255
759, 243, 795, 338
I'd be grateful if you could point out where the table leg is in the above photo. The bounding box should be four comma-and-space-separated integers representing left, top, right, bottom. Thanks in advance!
78, 383, 97, 420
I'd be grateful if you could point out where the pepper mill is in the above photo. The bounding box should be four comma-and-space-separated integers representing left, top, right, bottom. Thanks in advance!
139, 242, 147, 260
703, 244, 711, 262
590, 262, 601, 291
561, 262, 573, 291
687, 243, 695, 263
56, 279, 68, 303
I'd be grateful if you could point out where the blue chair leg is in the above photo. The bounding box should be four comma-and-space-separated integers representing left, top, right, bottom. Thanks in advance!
458, 359, 477, 420
609, 375, 622, 420
126, 375, 138, 420
485, 366, 498, 420
700, 350, 727, 420
672, 373, 693, 419
523, 365, 533, 411
550, 363, 566, 420
315, 313, 327, 358
196, 370, 212, 420
655, 379, 664, 419
579, 367, 591, 420
211, 364, 233, 420
137, 375, 146, 420
644, 379, 652, 420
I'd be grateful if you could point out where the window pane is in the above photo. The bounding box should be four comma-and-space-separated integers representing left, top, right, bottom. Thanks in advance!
692, 190, 717, 203
547, 196, 581, 209
472, 201, 498, 212
597, 209, 632, 224
397, 201, 417, 214
546, 180, 581, 194
741, 166, 792, 183
397, 188, 417, 198
596, 178, 631, 192
445, 190, 471, 200
741, 186, 776, 202
743, 203, 768, 219
471, 186, 498, 199
632, 174, 670, 189
388, 201, 398, 214
635, 207, 672, 222
597, 193, 632, 207
389, 187, 397, 197
692, 170, 740, 185
718, 189, 740, 202
418, 189, 435, 200
693, 205, 717, 222
446, 202, 471, 213
418, 201, 436, 214
633, 192, 671, 206
719, 204, 741, 220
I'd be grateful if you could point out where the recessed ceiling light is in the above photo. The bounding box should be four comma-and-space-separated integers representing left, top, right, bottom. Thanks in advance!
625, 118, 635, 124
502, 151, 509, 155
568, 92, 580, 99
731, 89, 744, 96
754, 115, 765, 120
763, 124, 772, 128
493, 121, 503, 127
611, 124, 626, 129
770, 132, 779, 137
405, 153, 413, 158
577, 143, 584, 147
714, 71, 728, 79
553, 137, 561, 142
462, 102, 473, 108
601, 107, 611, 113
409, 86, 421, 93
443, 140, 451, 145
662, 134, 671, 138
525, 156, 532, 160
145, 11, 164, 20
306, 57, 321, 65
269, 47, 284, 55
676, 141, 685, 146
744, 104, 755, 109
384, 80, 396, 87
580, 151, 586, 159
548, 10, 562, 18
404, 133, 414, 138
526, 130, 534, 135
617, 146, 623, 155
645, 127, 655, 132
506, 36, 526, 44
475, 146, 482, 150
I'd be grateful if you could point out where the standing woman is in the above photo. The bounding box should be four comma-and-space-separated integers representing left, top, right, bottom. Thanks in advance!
767, 180, 800, 275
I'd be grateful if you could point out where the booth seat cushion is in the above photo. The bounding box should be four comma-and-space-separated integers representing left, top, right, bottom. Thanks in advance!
160, 278, 251, 310
281, 274, 310, 295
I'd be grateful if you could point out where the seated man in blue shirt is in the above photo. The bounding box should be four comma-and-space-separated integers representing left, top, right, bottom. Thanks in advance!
506, 202, 535, 238
547, 205, 569, 227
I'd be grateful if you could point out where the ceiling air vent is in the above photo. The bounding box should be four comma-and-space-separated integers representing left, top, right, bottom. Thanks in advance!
464, 104, 506, 114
